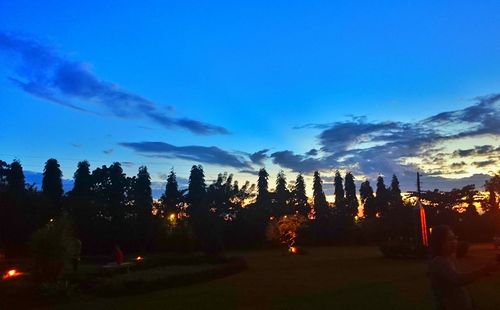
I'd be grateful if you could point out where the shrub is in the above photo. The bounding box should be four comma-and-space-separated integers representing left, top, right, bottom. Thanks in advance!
379, 238, 427, 259
266, 214, 308, 248
89, 257, 247, 297
30, 217, 77, 282
456, 241, 470, 258
39, 280, 77, 298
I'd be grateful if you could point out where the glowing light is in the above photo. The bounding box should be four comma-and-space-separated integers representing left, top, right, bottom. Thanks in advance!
2, 269, 23, 280
168, 213, 176, 221
420, 204, 429, 247
289, 246, 298, 254
136, 256, 143, 261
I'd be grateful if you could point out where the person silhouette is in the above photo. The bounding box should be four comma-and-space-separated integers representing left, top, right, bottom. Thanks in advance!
428, 225, 497, 310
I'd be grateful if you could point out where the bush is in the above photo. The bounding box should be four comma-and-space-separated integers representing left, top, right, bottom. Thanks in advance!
266, 215, 308, 248
89, 257, 247, 297
379, 238, 427, 259
30, 217, 77, 282
456, 241, 470, 258
39, 280, 77, 298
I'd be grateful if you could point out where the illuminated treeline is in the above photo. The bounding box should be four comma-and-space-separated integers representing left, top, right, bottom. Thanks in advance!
0, 158, 499, 255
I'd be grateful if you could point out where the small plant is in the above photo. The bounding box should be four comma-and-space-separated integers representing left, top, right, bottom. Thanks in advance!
456, 241, 470, 258
267, 214, 308, 251
39, 280, 77, 298
30, 216, 76, 282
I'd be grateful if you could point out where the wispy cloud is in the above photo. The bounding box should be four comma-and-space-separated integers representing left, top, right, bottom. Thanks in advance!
0, 32, 229, 135
119, 141, 252, 169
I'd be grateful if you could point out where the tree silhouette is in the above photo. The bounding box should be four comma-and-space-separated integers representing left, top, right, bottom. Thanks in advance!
207, 172, 234, 216
312, 171, 329, 220
71, 160, 92, 199
375, 175, 389, 217
89, 162, 128, 246
0, 160, 8, 188
257, 168, 270, 206
291, 173, 309, 216
1, 160, 43, 252
484, 172, 500, 214
131, 166, 153, 249
133, 166, 153, 217
187, 165, 206, 215
359, 180, 376, 219
68, 160, 94, 252
42, 158, 63, 210
389, 174, 403, 209
334, 171, 345, 209
160, 169, 183, 216
344, 172, 359, 219
188, 165, 225, 253
108, 162, 128, 222
273, 170, 290, 217
8, 160, 25, 195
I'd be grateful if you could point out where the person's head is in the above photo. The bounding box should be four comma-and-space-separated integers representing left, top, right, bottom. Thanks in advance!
429, 225, 457, 258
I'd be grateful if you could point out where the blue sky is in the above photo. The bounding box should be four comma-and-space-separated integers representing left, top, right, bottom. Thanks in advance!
1, 0, 499, 196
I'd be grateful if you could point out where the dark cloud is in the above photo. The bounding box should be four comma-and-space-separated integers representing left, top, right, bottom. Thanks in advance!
472, 160, 496, 168
119, 141, 251, 169
103, 149, 114, 155
239, 169, 260, 176
306, 149, 318, 156
421, 174, 491, 191
249, 149, 269, 165
453, 145, 499, 158
0, 32, 228, 135
270, 150, 337, 173
450, 161, 466, 169
423, 94, 500, 138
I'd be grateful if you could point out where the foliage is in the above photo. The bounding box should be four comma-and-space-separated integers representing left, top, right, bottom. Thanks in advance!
30, 217, 77, 282
267, 214, 308, 248
344, 172, 359, 219
379, 238, 427, 259
272, 170, 290, 217
89, 258, 247, 297
2, 156, 499, 256
39, 280, 77, 298
290, 174, 310, 216
159, 169, 183, 216
42, 158, 64, 213
360, 180, 376, 219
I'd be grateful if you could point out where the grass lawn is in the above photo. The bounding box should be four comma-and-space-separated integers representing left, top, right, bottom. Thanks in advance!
45, 244, 500, 309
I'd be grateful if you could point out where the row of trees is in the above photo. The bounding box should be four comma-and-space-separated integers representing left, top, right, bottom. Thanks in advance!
1, 158, 499, 255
